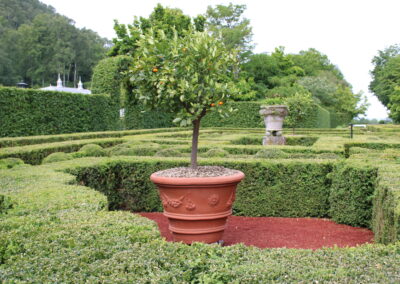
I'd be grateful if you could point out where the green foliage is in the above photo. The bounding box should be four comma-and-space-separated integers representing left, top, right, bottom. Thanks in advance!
0, 138, 122, 165
1, 128, 400, 281
42, 152, 72, 164
388, 86, 400, 122
242, 48, 301, 90
202, 101, 330, 128
254, 149, 287, 159
265, 83, 310, 99
0, 194, 13, 215
154, 148, 183, 157
74, 144, 106, 157
0, 87, 119, 137
242, 48, 365, 123
230, 77, 259, 101
202, 102, 263, 128
298, 75, 338, 106
284, 92, 315, 131
329, 163, 378, 227
231, 136, 318, 147
125, 103, 174, 129
130, 29, 238, 126
107, 143, 160, 157
0, 158, 24, 169
201, 148, 229, 158
0, 0, 108, 86
72, 158, 332, 218
0, 128, 178, 148
205, 3, 253, 61
315, 104, 331, 128
298, 73, 367, 123
91, 55, 134, 107
291, 48, 344, 79
329, 110, 353, 128
369, 44, 400, 107
109, 4, 205, 56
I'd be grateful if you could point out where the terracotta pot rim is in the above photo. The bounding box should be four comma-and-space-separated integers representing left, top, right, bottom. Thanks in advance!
150, 170, 245, 186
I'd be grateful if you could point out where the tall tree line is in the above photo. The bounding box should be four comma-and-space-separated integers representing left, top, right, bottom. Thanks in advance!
0, 0, 108, 87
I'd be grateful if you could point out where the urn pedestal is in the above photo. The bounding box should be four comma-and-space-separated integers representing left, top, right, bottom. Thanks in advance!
259, 105, 289, 145
150, 171, 245, 244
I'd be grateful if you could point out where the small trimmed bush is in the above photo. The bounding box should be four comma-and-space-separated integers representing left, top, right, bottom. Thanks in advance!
0, 194, 13, 214
74, 144, 106, 157
154, 148, 183, 157
0, 158, 24, 169
254, 149, 287, 159
201, 148, 229, 158
42, 152, 73, 164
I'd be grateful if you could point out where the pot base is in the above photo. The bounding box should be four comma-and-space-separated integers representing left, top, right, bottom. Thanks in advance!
167, 214, 229, 244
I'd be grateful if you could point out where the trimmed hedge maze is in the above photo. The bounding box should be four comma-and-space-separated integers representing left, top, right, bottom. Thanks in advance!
1, 127, 400, 282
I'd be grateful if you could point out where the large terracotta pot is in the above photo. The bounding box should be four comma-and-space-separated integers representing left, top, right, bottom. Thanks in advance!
150, 171, 245, 244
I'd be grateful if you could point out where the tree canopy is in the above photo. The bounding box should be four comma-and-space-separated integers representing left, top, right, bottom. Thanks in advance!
369, 45, 400, 122
241, 47, 367, 123
205, 3, 253, 61
130, 29, 238, 167
109, 4, 205, 57
370, 45, 400, 107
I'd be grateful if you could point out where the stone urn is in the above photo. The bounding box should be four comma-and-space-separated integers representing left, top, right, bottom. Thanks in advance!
150, 171, 245, 244
259, 105, 289, 145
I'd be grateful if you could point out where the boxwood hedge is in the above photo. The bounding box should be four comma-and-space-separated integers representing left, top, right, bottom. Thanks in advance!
0, 155, 399, 282
0, 87, 119, 137
1, 128, 400, 282
125, 101, 331, 129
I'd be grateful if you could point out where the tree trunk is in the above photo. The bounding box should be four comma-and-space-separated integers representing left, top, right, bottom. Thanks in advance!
191, 118, 201, 169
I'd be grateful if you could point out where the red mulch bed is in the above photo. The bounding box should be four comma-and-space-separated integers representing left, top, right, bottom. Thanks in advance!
139, 212, 374, 250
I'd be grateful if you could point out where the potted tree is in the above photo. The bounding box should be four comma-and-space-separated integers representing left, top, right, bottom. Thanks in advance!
129, 29, 245, 244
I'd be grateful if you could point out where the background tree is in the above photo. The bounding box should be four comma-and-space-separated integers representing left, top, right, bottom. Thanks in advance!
387, 86, 400, 122
130, 29, 238, 168
291, 48, 344, 80
109, 4, 205, 57
370, 45, 400, 107
0, 0, 108, 87
205, 3, 253, 61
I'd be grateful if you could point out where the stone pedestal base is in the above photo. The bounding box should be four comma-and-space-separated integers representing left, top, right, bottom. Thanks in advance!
262, 135, 286, 145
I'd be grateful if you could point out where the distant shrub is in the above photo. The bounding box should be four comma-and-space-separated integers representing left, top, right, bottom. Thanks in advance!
201, 148, 229, 158
316, 153, 340, 159
154, 148, 183, 157
382, 149, 400, 160
0, 158, 24, 169
42, 152, 73, 164
107, 143, 159, 157
254, 148, 287, 159
74, 144, 106, 157
108, 146, 137, 156
0, 194, 13, 214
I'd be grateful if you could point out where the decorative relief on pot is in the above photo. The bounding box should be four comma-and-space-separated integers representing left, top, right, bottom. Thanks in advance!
208, 194, 219, 207
161, 193, 185, 208
226, 191, 236, 208
160, 193, 169, 208
185, 199, 196, 211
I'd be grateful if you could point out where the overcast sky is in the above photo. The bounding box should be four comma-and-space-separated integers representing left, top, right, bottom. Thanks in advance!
40, 0, 400, 119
